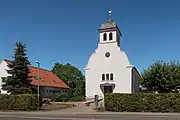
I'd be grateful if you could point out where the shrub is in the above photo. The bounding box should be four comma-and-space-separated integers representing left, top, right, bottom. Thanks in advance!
105, 93, 180, 113
55, 93, 69, 102
69, 96, 85, 101
0, 94, 42, 111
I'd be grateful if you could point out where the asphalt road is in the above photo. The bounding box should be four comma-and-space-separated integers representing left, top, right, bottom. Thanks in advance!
1, 114, 180, 120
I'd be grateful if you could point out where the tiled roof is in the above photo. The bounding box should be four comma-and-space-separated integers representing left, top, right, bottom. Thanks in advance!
4, 59, 12, 65
3, 59, 69, 89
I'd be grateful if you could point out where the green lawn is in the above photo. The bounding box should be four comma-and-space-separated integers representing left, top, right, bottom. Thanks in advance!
41, 102, 75, 111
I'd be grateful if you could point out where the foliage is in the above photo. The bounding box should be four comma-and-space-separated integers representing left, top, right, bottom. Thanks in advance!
73, 79, 85, 97
139, 60, 180, 93
52, 63, 85, 98
69, 96, 85, 102
0, 94, 42, 111
105, 93, 180, 112
2, 41, 32, 94
55, 93, 70, 102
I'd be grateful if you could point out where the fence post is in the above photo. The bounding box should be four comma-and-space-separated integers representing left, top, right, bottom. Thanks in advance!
95, 95, 99, 109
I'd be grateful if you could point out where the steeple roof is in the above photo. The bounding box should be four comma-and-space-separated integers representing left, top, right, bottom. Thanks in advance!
100, 20, 117, 29
98, 19, 122, 36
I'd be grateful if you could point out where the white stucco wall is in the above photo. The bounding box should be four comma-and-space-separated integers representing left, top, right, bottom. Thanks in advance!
99, 31, 117, 43
0, 60, 9, 94
85, 24, 141, 99
85, 41, 133, 99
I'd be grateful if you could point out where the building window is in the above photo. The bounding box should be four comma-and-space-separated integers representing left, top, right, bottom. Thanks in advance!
102, 74, 105, 81
109, 32, 113, 40
106, 74, 109, 80
103, 33, 107, 41
110, 73, 113, 80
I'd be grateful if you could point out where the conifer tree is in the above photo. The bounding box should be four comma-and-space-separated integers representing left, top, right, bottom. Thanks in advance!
2, 41, 32, 94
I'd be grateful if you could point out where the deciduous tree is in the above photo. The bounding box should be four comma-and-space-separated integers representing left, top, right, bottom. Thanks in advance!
139, 60, 180, 93
52, 63, 85, 97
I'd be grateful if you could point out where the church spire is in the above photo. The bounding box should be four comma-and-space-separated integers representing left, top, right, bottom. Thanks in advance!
108, 10, 112, 21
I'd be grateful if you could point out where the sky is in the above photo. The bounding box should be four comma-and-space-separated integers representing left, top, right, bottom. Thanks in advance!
0, 0, 180, 73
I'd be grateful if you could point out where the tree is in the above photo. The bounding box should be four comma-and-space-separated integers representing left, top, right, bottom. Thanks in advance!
52, 63, 85, 97
73, 79, 85, 97
139, 60, 180, 93
2, 41, 32, 94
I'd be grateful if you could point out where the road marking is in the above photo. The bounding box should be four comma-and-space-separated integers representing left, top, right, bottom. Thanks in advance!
20, 116, 77, 119
0, 115, 107, 120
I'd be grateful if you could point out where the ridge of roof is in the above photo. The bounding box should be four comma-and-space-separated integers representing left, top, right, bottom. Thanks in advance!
4, 59, 52, 72
29, 65, 52, 72
3, 59, 69, 89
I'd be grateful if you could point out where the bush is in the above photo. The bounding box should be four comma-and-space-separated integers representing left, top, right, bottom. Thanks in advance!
0, 94, 42, 111
55, 93, 69, 102
69, 96, 85, 101
105, 93, 180, 113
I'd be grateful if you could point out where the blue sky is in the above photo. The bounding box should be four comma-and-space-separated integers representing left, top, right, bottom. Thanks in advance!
0, 0, 180, 73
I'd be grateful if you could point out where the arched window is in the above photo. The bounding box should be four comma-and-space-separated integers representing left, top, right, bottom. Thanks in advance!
109, 32, 113, 40
102, 74, 105, 81
110, 73, 113, 80
103, 33, 107, 41
106, 74, 109, 80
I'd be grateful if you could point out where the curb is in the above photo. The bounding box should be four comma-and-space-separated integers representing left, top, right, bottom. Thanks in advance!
1, 111, 180, 116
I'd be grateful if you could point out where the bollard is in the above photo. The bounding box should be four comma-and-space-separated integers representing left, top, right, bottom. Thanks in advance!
95, 95, 99, 109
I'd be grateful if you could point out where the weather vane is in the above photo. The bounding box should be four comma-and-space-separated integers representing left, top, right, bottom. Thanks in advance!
108, 10, 112, 21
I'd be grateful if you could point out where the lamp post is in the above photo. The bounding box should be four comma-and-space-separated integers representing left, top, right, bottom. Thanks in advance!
36, 61, 40, 111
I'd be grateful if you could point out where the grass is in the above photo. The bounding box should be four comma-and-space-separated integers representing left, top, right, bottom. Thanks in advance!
41, 102, 75, 111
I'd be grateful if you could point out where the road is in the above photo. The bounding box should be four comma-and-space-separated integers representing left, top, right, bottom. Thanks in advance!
1, 114, 180, 120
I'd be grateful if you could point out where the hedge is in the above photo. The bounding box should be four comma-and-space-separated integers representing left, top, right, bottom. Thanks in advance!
105, 93, 180, 112
0, 94, 42, 111
55, 93, 69, 102
69, 96, 85, 102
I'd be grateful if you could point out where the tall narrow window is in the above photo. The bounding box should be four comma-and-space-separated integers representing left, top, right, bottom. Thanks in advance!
102, 74, 105, 81
106, 74, 109, 80
103, 33, 107, 41
110, 73, 113, 80
109, 32, 113, 40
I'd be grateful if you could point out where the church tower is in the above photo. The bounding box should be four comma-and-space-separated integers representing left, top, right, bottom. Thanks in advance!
98, 10, 122, 46
85, 11, 140, 100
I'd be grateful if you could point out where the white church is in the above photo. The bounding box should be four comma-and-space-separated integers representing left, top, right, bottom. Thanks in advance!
85, 11, 141, 100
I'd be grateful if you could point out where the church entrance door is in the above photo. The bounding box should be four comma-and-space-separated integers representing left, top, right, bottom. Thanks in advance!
104, 86, 113, 94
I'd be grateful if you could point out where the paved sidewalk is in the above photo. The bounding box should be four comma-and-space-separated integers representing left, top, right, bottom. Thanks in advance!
59, 101, 95, 112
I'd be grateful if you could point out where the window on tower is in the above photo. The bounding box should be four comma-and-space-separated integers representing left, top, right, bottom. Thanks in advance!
102, 74, 105, 81
103, 33, 107, 41
106, 74, 109, 80
110, 73, 113, 80
109, 32, 113, 40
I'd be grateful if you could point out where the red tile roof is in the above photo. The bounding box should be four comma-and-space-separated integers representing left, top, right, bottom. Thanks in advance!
3, 59, 69, 89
